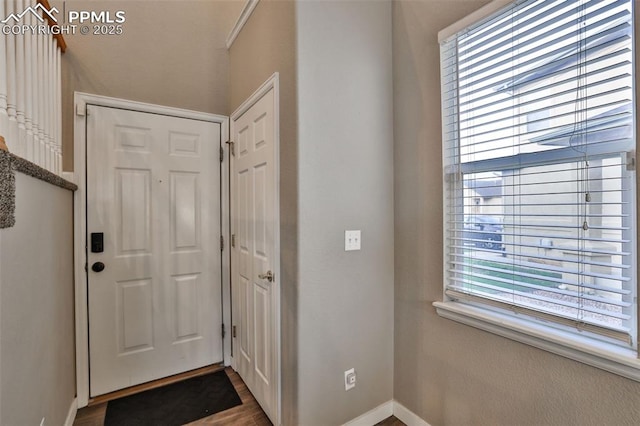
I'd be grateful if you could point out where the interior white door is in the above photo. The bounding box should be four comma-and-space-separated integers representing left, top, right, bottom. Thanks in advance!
87, 105, 222, 397
231, 88, 278, 422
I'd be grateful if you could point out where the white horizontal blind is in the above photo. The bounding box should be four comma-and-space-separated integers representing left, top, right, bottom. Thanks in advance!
442, 0, 636, 346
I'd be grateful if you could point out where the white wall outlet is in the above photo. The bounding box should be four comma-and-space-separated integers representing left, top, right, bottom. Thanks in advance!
344, 368, 356, 391
345, 230, 361, 251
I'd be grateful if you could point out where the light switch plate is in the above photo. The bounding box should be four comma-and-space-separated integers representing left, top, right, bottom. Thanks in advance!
345, 230, 361, 251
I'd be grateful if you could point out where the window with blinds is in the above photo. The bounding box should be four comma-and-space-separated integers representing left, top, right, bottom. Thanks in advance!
441, 0, 636, 347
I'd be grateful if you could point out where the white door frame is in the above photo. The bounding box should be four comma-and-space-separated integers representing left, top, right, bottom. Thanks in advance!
229, 73, 281, 425
72, 93, 230, 408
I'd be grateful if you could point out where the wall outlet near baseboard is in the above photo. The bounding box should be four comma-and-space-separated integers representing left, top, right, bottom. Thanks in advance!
345, 368, 356, 391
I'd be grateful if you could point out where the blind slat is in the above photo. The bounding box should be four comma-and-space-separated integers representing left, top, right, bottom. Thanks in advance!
459, 89, 631, 133
452, 251, 630, 273
458, 9, 629, 78
455, 48, 629, 106
458, 0, 602, 52
449, 260, 629, 288
459, 26, 630, 93
448, 277, 631, 315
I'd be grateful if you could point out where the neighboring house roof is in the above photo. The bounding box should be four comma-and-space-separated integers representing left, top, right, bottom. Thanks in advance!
491, 14, 633, 148
465, 178, 502, 198
497, 17, 631, 92
532, 102, 632, 147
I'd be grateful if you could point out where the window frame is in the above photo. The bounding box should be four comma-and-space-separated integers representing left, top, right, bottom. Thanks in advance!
435, 0, 640, 382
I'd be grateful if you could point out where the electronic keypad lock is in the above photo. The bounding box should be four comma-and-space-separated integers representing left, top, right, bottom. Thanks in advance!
91, 232, 104, 253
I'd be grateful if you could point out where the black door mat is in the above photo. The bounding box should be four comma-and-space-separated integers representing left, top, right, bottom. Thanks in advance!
104, 370, 242, 426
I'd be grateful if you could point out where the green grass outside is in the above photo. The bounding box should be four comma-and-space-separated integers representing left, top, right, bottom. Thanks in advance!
462, 258, 561, 294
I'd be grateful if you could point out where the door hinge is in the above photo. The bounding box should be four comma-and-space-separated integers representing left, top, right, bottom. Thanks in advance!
226, 140, 235, 156
219, 146, 224, 162
221, 323, 226, 339
231, 234, 236, 248
220, 235, 224, 251
84, 263, 88, 272
232, 325, 237, 338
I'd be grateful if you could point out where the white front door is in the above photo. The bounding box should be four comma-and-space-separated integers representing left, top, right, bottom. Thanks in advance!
231, 84, 279, 423
87, 105, 222, 397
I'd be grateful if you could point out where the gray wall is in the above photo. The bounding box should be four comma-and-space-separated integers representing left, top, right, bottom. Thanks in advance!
55, 0, 239, 170
296, 1, 394, 424
228, 1, 299, 424
0, 173, 75, 426
231, 1, 394, 424
392, 1, 640, 424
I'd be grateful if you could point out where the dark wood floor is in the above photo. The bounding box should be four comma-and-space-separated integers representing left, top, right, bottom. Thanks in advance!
376, 416, 406, 426
73, 367, 405, 426
73, 367, 271, 426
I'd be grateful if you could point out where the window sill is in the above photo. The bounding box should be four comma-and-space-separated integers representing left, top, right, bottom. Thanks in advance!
433, 300, 640, 382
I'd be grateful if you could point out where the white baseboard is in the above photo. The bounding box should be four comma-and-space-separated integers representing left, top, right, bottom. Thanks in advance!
342, 400, 431, 426
393, 401, 431, 426
64, 397, 78, 426
343, 401, 394, 426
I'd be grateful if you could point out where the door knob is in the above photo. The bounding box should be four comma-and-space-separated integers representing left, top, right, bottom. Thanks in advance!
92, 262, 105, 272
258, 270, 274, 282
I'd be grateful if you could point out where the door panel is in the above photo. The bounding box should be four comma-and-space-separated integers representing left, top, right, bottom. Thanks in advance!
231, 88, 277, 423
87, 106, 222, 397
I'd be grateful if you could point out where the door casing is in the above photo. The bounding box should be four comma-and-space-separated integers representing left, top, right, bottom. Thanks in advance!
229, 73, 281, 426
73, 93, 230, 408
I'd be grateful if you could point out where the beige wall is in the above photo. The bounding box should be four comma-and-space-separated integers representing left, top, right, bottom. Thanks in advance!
0, 174, 75, 426
56, 0, 239, 170
393, 1, 640, 425
228, 1, 299, 423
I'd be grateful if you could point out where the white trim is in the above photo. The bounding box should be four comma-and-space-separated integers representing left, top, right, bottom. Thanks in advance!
342, 401, 393, 426
434, 301, 640, 382
73, 93, 220, 122
73, 92, 228, 407
226, 0, 260, 49
230, 73, 279, 121
341, 400, 431, 426
229, 72, 281, 426
221, 117, 232, 366
393, 401, 431, 426
438, 0, 511, 43
73, 93, 89, 408
61, 171, 76, 184
63, 398, 78, 426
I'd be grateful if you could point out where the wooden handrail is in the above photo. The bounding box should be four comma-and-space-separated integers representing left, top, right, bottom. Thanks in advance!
37, 0, 67, 53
